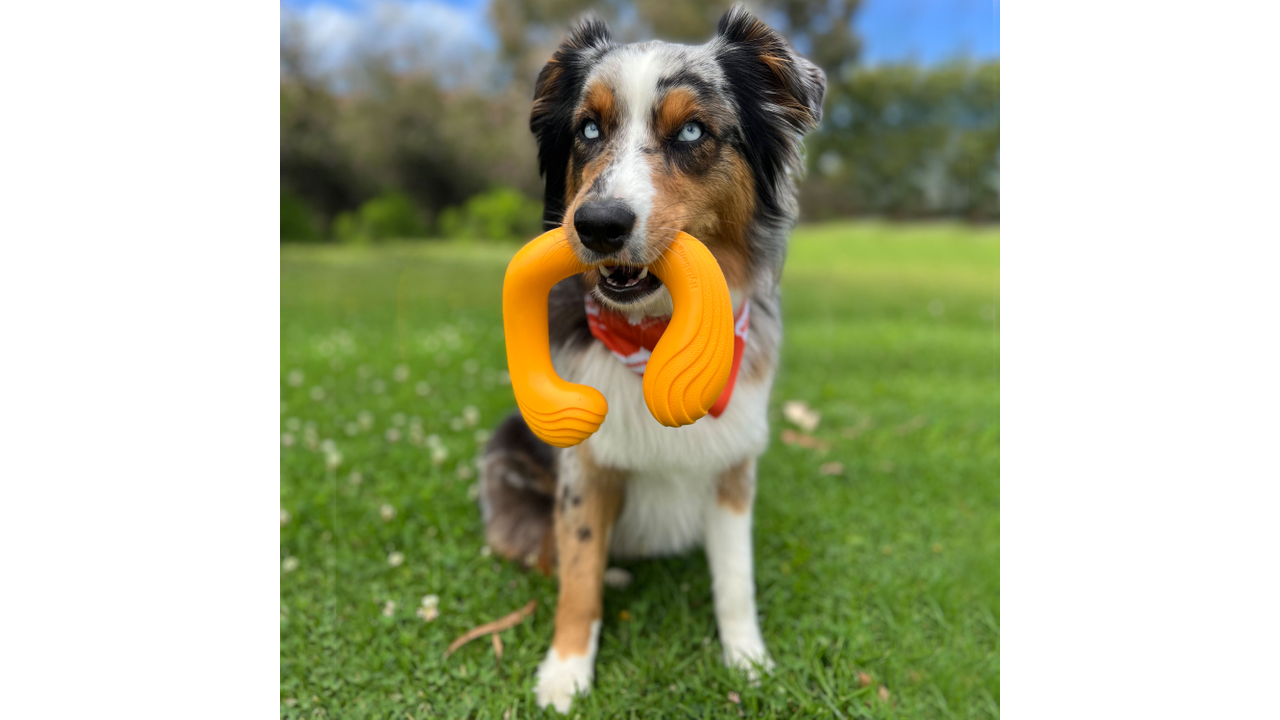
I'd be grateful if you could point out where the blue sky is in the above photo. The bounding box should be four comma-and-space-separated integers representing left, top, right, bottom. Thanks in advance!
282, 0, 999, 68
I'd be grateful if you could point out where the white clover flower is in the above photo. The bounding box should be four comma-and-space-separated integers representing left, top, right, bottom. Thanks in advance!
349, 471, 363, 486
462, 406, 480, 427
344, 422, 359, 436
391, 413, 406, 427
462, 359, 479, 375
415, 381, 431, 396
458, 465, 475, 481
387, 551, 405, 567
473, 429, 491, 445
379, 503, 396, 521
285, 417, 302, 432
371, 379, 386, 394
381, 600, 396, 617
320, 438, 337, 454
325, 451, 343, 470
309, 386, 326, 401
430, 445, 448, 465
357, 411, 374, 430
425, 434, 442, 448
417, 595, 439, 622
449, 417, 465, 432
385, 428, 401, 443
287, 369, 305, 387
393, 364, 411, 382
282, 557, 300, 573
466, 482, 481, 500
281, 433, 296, 447
280, 508, 291, 526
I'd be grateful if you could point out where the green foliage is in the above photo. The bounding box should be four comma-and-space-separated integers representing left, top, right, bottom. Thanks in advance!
804, 61, 1000, 221
333, 192, 428, 244
438, 187, 543, 241
281, 222, 1000, 717
281, 190, 323, 242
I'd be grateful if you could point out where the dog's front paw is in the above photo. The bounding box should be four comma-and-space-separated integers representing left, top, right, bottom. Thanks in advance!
534, 648, 594, 714
723, 638, 774, 683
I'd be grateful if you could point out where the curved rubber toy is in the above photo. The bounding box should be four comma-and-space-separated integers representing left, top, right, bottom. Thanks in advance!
642, 232, 735, 427
503, 228, 734, 447
503, 228, 602, 448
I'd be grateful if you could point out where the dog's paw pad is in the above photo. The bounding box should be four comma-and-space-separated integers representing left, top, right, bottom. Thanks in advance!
534, 649, 593, 714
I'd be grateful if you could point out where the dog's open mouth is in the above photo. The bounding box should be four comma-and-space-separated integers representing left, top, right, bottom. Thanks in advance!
596, 263, 663, 304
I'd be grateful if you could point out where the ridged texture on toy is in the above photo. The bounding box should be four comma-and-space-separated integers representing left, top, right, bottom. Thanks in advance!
502, 228, 606, 447
642, 232, 735, 427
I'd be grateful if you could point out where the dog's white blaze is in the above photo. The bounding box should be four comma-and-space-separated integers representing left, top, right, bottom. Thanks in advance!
588, 48, 667, 259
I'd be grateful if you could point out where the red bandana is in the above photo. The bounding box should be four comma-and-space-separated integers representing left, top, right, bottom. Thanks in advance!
584, 293, 749, 418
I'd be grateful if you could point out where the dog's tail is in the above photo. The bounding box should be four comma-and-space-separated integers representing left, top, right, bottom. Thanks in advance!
478, 412, 558, 573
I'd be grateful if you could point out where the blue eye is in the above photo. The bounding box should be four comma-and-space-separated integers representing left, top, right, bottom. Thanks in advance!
677, 122, 703, 142
582, 121, 600, 140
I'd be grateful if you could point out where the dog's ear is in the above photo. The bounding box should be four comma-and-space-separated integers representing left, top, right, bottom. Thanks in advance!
713, 6, 826, 225
530, 16, 614, 227
715, 5, 826, 133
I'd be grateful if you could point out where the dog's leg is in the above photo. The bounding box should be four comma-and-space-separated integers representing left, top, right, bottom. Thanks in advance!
706, 457, 773, 679
534, 445, 624, 714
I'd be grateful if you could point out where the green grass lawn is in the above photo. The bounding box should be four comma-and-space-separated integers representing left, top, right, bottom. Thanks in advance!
280, 221, 1000, 719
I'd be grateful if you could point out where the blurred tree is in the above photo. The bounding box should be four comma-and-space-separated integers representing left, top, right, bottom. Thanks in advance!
802, 61, 999, 220
281, 17, 364, 228
489, 0, 861, 89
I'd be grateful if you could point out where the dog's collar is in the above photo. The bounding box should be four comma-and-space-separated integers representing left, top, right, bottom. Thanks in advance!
584, 293, 749, 418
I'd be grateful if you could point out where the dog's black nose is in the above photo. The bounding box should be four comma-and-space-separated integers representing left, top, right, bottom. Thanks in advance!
574, 200, 635, 255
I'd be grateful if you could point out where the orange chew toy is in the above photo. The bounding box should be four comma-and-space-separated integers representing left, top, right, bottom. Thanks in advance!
502, 228, 735, 447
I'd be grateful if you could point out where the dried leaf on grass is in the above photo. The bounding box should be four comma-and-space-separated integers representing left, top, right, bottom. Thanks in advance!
491, 632, 503, 662
782, 400, 821, 432
781, 429, 830, 451
444, 599, 537, 658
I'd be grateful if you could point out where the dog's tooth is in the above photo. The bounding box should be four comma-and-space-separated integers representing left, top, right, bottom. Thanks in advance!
637, 267, 648, 280
599, 265, 613, 277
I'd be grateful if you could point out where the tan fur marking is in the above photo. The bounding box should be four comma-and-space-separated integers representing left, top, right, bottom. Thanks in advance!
645, 148, 755, 289
563, 147, 615, 248
581, 81, 619, 132
550, 445, 625, 658
655, 88, 700, 140
716, 459, 755, 514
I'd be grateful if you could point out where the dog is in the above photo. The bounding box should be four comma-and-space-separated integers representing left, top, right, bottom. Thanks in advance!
478, 6, 825, 713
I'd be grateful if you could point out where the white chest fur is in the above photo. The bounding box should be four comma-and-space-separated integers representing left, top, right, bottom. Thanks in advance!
558, 342, 772, 557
